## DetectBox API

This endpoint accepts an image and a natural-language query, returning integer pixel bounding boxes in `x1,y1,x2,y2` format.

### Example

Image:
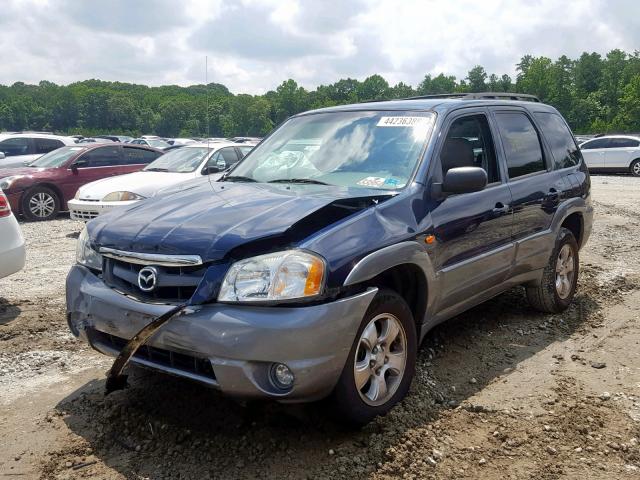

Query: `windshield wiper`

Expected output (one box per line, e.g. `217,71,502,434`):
144,167,169,172
220,175,257,182
268,178,330,185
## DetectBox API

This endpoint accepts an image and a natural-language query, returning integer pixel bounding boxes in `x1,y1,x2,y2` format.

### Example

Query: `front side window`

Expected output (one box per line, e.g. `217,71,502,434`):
440,114,500,184
0,137,31,156
144,147,210,173
81,146,122,167
228,111,436,189
495,112,546,179
534,112,580,169
30,146,85,168
580,138,609,150
34,138,64,154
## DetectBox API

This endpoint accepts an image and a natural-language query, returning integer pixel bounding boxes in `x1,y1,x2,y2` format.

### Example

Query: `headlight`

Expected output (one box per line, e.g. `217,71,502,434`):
218,250,325,302
74,189,81,200
76,227,103,271
101,191,146,202
0,175,24,191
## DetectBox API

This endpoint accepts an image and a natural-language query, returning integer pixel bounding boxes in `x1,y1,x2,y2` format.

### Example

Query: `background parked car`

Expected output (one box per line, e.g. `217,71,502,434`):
69,142,250,221
94,135,134,143
0,133,77,169
130,138,172,150
0,189,25,279
580,135,640,176
0,143,162,221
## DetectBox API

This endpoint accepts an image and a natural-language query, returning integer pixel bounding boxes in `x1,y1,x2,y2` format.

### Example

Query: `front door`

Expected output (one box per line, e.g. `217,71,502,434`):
430,110,514,311
61,145,123,202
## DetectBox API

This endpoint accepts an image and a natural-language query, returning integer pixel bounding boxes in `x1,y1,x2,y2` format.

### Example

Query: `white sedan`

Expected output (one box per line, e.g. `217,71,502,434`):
580,135,640,176
0,190,26,279
68,142,253,221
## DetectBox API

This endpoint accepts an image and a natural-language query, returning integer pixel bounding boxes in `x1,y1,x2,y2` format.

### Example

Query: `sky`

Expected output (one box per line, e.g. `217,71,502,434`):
0,0,638,94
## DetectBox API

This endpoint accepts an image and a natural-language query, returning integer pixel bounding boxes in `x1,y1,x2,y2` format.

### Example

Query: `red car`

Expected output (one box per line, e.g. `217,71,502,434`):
0,143,162,221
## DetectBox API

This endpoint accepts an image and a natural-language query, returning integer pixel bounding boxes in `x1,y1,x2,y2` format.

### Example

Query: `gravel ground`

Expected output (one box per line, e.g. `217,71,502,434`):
0,175,639,479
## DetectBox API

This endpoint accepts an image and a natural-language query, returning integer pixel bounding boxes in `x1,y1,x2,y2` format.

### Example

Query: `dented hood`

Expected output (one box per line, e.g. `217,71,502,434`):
88,180,390,263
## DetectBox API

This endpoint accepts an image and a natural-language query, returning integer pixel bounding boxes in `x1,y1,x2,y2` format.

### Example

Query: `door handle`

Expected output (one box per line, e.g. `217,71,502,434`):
492,202,510,214
545,188,560,200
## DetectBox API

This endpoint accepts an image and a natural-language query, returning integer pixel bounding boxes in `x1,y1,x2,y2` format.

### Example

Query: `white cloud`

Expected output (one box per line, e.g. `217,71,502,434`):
0,0,637,93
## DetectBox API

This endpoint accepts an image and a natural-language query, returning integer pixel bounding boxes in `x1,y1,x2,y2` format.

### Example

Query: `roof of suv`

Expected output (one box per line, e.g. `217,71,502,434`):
302,93,558,116
0,132,76,142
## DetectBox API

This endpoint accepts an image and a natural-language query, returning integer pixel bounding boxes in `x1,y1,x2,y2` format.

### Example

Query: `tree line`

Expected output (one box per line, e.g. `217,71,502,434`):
0,49,638,138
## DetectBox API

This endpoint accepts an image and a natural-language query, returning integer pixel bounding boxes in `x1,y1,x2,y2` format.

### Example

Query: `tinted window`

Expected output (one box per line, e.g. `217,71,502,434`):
495,112,546,178
80,146,121,167
34,138,64,154
0,137,31,156
609,138,640,148
581,138,609,149
534,112,580,169
123,147,161,165
441,114,500,183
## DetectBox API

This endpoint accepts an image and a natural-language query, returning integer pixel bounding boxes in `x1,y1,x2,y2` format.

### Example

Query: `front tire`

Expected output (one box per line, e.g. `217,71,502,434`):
21,186,60,221
526,227,579,313
331,289,417,426
630,159,640,177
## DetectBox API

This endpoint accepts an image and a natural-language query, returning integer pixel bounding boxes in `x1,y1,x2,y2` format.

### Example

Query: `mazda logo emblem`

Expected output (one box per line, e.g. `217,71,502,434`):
138,266,158,292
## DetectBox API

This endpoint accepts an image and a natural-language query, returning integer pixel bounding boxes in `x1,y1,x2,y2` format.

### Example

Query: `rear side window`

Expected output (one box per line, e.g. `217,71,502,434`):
609,138,640,148
495,112,546,179
122,147,161,165
581,138,609,149
34,138,64,154
534,112,580,169
81,146,122,167
0,137,31,156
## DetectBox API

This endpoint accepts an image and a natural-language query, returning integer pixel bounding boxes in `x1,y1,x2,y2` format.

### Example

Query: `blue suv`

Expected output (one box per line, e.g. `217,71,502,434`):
67,93,593,424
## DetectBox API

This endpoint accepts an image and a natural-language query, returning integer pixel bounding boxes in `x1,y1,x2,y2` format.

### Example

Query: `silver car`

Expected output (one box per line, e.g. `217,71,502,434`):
580,135,640,176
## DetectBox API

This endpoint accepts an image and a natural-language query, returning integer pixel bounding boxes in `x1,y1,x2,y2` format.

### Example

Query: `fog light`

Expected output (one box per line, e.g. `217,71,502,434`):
271,363,294,389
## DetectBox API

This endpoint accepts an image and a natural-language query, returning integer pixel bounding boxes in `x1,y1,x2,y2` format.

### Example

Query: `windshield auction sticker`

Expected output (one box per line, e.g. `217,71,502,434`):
377,116,431,127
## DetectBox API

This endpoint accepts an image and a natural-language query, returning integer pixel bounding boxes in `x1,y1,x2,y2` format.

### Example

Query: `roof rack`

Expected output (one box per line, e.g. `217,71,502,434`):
404,92,541,103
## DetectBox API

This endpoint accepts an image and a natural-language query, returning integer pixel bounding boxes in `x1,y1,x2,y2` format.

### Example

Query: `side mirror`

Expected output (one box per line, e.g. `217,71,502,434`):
0,152,5,160
203,165,221,175
442,167,488,195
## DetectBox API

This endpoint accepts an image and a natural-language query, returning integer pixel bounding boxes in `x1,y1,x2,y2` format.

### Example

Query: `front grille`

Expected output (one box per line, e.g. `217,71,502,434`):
71,210,99,221
103,258,206,303
90,329,216,381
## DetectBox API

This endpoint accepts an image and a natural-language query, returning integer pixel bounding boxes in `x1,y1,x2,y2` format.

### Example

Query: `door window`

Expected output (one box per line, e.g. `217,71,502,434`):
533,112,581,169
34,138,64,154
440,114,500,184
580,138,609,149
207,147,240,171
609,138,640,148
80,146,122,167
122,147,161,165
0,137,31,156
495,112,546,178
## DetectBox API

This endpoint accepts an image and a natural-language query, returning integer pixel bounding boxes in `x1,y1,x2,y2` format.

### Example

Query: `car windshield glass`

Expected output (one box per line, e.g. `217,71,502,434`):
143,147,210,173
147,139,170,148
228,111,435,189
29,146,85,167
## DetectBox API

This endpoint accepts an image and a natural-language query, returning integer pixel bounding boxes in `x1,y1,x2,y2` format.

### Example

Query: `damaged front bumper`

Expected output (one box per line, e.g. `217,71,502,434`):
66,265,376,402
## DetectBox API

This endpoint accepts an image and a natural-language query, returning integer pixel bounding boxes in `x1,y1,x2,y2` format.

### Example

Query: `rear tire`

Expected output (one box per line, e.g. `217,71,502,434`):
330,289,417,426
21,186,60,221
630,159,640,177
526,227,579,313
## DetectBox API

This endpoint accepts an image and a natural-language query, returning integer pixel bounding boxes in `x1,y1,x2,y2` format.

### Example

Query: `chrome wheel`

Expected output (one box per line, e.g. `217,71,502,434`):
354,313,407,406
555,244,575,299
28,192,55,218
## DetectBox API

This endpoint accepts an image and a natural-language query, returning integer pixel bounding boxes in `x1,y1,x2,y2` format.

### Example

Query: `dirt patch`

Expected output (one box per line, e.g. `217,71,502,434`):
1,176,640,479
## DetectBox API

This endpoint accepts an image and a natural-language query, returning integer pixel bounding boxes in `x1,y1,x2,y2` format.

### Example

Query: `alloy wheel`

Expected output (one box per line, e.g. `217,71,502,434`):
354,313,407,406
633,161,640,176
555,244,575,299
29,192,56,218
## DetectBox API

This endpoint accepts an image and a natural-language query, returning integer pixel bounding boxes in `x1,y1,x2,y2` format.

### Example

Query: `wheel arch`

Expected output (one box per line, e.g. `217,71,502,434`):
20,183,65,214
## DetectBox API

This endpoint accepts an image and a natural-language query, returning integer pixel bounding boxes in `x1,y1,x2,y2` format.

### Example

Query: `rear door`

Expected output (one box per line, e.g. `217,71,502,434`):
579,138,608,169
604,137,639,169
61,145,123,202
430,109,514,311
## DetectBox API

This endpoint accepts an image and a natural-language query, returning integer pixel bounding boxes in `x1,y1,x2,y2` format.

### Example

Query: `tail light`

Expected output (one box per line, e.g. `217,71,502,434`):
0,191,12,218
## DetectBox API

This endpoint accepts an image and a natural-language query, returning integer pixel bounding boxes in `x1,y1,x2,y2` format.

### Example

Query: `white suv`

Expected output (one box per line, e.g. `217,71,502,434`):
580,135,640,176
0,133,77,169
